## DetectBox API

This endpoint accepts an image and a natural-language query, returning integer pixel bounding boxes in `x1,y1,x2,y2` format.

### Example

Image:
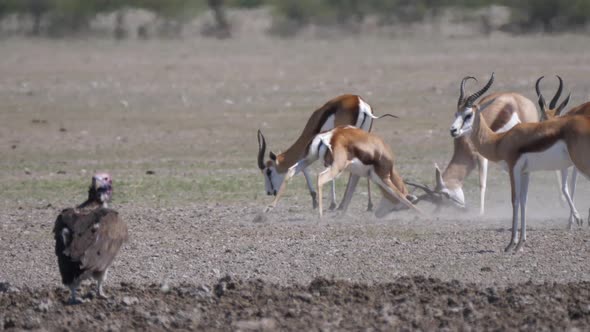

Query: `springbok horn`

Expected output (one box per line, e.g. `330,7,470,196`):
549,75,564,110
458,76,477,107
404,180,436,195
465,72,495,108
257,130,266,170
535,76,548,120
404,181,435,204
555,93,571,116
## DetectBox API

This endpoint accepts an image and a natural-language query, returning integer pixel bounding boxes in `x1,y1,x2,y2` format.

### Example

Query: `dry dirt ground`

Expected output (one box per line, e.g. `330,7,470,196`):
2,35,590,330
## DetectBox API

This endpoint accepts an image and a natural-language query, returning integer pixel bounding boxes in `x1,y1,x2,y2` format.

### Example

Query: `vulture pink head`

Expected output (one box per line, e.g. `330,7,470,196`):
91,172,113,205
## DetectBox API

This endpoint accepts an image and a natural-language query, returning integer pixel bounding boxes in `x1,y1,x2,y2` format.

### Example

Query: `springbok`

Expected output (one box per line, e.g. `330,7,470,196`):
265,126,422,218
536,75,590,228
258,94,396,212
451,73,590,252
437,76,541,215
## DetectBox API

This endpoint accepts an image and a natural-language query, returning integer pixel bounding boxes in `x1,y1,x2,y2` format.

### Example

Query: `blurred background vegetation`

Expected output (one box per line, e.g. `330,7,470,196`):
0,0,589,38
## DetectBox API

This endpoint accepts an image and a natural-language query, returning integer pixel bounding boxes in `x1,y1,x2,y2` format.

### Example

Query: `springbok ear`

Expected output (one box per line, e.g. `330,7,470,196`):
555,93,571,116
434,163,446,191
269,151,277,161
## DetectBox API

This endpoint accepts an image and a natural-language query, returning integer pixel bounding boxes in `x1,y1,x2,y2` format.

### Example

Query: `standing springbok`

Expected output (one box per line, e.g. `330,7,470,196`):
437,76,540,214
265,126,422,218
536,75,590,228
258,94,396,212
451,72,590,252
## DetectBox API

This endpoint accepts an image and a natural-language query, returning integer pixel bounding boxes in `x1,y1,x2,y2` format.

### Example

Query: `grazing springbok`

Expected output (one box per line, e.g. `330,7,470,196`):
437,76,541,214
451,73,590,252
264,126,423,218
258,94,396,212
536,75,590,228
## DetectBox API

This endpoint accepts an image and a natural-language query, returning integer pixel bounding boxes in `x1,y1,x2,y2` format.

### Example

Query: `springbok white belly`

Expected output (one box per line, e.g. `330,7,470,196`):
346,158,373,177
518,140,572,173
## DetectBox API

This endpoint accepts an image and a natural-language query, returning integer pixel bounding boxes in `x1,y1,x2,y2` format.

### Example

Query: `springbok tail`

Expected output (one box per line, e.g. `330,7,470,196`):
376,113,399,119
367,113,399,120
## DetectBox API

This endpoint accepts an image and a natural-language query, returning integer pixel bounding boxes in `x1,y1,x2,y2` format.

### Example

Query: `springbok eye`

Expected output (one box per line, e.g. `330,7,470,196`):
464,113,472,120
266,169,272,176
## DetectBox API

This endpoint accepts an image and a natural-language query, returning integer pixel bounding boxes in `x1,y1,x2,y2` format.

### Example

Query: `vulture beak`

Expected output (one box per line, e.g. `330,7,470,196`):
93,173,113,195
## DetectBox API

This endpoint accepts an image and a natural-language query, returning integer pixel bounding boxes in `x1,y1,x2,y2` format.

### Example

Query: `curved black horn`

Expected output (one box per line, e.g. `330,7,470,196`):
555,93,571,116
465,73,495,108
257,130,266,170
535,76,548,119
458,76,477,107
535,76,544,98
549,75,564,110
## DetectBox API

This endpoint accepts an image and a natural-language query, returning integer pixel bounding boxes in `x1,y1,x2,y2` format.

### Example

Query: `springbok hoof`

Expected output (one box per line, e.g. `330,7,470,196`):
504,242,517,253
328,202,337,211
514,241,526,253
67,297,86,305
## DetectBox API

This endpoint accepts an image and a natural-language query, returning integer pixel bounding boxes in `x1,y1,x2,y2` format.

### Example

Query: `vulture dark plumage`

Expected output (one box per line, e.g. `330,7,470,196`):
53,173,128,304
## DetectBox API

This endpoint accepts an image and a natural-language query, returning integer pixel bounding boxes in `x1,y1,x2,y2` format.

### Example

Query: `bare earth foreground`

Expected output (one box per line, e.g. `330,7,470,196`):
2,35,590,330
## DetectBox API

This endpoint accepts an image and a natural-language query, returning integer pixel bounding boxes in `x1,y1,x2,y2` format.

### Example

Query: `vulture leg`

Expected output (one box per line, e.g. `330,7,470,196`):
68,283,84,305
95,269,109,299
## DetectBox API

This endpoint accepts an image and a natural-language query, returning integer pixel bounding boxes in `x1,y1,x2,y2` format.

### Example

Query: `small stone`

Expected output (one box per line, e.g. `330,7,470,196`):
160,283,170,293
234,318,277,331
36,299,53,313
121,296,139,306
146,170,156,175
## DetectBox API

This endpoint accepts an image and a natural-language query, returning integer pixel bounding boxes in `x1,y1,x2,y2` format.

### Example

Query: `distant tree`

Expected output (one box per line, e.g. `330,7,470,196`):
207,0,231,38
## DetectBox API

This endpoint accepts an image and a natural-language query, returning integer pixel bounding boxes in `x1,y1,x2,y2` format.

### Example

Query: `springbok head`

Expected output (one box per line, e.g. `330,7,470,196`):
535,75,571,120
257,130,285,196
432,164,465,209
449,73,495,138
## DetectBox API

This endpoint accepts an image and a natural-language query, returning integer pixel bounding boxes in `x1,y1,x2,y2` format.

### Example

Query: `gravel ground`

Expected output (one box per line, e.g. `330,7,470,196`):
2,33,590,330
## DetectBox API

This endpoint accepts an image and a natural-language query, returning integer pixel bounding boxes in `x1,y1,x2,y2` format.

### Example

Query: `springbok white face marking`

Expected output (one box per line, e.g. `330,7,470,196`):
496,112,521,133
450,107,474,138
263,165,285,196
441,186,466,208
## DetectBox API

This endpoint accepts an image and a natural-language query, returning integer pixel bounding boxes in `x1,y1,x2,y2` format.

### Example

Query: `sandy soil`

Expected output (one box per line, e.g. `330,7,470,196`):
1,34,590,330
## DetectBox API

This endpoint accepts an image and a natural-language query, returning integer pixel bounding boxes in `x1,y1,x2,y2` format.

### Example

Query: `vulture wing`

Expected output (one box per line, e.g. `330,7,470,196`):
78,209,128,272
54,208,128,283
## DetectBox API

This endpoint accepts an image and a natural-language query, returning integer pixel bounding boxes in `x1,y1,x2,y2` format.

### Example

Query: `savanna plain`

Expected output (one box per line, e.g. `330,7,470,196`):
1,35,590,330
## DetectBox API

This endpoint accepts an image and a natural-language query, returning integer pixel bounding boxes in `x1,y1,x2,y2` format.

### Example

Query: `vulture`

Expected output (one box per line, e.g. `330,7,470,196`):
53,173,128,304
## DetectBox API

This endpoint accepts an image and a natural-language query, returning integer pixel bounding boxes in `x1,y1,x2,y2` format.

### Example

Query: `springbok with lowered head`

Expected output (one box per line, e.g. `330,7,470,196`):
258,94,396,212
265,126,423,218
452,73,590,252
438,76,541,214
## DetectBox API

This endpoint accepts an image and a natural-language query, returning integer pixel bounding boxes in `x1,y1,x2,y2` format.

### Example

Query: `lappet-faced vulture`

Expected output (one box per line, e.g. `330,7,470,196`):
53,173,128,304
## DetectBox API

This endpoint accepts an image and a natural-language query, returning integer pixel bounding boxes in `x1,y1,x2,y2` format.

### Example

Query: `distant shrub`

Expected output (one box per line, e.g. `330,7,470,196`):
507,0,590,32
